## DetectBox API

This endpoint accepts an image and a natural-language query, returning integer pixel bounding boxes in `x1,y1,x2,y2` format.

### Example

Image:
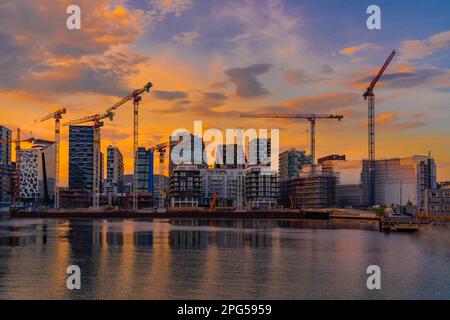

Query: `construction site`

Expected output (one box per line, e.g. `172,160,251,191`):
1,50,449,223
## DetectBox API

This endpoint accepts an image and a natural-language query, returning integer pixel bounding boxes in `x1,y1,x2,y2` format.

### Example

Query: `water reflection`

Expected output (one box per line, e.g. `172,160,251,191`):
0,218,449,299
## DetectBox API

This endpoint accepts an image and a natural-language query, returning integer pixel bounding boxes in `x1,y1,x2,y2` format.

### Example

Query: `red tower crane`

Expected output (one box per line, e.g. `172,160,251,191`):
363,50,396,206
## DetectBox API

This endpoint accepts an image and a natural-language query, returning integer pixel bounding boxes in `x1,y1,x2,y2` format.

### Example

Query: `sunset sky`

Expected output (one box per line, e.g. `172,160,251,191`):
0,0,449,184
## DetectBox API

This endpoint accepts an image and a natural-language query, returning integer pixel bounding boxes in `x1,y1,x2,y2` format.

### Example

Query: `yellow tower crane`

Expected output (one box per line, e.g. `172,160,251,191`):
105,82,153,211
40,108,66,209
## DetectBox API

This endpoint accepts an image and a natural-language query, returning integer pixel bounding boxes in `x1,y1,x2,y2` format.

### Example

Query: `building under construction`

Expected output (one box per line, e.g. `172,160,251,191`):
279,166,337,209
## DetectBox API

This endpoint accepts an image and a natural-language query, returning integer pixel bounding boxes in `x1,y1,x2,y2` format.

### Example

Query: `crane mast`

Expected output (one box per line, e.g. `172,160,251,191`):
149,142,168,210
63,112,114,207
363,50,396,206
240,113,343,174
106,82,153,211
40,108,66,209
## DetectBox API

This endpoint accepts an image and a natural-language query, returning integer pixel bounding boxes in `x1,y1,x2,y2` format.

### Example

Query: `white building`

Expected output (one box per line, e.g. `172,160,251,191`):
368,156,436,208
106,146,124,196
324,155,436,208
19,143,56,204
199,168,245,209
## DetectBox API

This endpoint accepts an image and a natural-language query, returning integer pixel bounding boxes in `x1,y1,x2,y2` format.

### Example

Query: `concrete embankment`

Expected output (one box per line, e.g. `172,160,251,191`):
10,209,331,220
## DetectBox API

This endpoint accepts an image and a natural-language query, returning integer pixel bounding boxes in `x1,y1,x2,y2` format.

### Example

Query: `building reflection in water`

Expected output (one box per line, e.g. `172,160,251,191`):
0,217,436,299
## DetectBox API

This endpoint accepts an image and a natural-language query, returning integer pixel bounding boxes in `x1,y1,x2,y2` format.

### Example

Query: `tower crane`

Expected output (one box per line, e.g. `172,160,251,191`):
106,82,153,211
40,108,66,209
62,111,114,207
149,142,169,210
240,113,343,174
363,50,396,206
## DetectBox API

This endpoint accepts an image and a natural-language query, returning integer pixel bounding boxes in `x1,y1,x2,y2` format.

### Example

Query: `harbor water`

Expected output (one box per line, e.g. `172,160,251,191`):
0,217,449,299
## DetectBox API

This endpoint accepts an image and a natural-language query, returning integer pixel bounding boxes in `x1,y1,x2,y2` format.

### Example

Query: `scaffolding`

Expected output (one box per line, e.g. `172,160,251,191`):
280,170,337,209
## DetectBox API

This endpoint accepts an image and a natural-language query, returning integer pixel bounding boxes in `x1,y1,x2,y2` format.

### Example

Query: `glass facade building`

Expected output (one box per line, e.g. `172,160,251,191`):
69,126,96,193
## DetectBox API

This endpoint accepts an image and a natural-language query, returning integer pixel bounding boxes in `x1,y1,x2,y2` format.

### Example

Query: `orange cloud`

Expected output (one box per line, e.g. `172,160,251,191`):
339,43,381,56
400,30,450,60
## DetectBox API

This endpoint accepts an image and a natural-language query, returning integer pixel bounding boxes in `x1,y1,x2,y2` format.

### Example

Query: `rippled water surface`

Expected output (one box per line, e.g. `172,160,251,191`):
0,217,449,299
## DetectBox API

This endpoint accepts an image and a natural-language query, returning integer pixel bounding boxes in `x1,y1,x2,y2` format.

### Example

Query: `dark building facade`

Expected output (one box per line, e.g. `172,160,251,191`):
0,163,14,207
169,134,206,175
0,126,13,207
168,165,202,207
215,144,245,169
279,172,337,209
249,138,271,166
245,166,278,209
279,149,312,181
136,147,153,194
69,126,95,193
0,125,11,165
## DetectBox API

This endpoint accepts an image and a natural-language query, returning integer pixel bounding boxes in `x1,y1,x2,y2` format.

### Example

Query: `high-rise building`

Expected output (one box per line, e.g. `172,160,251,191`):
248,138,271,166
0,163,14,207
0,126,12,165
215,144,245,169
322,155,437,208
106,146,124,196
279,149,312,181
0,126,13,207
69,126,99,194
245,166,278,209
279,169,337,209
18,143,56,205
169,134,206,175
136,147,153,194
168,165,202,207
199,168,245,208
100,152,104,194
362,155,436,208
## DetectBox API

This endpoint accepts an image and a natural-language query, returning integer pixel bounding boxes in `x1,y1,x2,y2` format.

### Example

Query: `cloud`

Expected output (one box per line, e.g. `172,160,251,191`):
102,128,131,141
283,69,329,86
151,90,229,116
24,51,148,96
225,64,272,98
173,31,200,45
263,92,359,114
208,82,230,90
339,43,382,56
203,92,227,100
148,0,194,19
152,90,189,100
358,68,444,89
0,1,147,96
366,111,427,131
400,30,450,60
